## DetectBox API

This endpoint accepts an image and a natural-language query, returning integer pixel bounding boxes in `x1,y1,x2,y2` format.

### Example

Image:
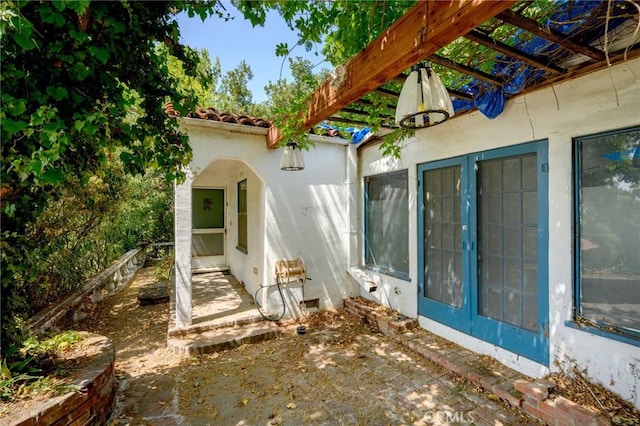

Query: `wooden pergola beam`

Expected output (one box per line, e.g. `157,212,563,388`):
497,9,605,61
302,0,516,130
430,54,505,86
327,115,395,129
464,30,564,74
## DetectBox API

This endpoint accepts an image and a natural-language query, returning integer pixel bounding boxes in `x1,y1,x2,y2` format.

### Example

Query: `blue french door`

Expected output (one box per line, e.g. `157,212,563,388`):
417,141,549,364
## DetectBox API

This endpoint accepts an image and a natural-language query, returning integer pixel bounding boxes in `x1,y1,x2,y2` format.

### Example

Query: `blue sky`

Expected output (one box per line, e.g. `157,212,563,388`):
175,2,327,104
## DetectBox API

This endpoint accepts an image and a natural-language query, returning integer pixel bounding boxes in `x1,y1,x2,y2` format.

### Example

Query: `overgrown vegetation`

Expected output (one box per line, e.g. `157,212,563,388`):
0,331,83,402
0,0,420,374
0,0,227,361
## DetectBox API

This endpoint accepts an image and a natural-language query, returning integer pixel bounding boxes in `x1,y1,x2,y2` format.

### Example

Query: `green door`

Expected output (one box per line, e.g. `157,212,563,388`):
192,188,226,269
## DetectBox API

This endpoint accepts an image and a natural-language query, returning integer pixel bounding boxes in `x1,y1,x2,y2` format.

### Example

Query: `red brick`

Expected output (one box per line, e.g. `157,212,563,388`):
554,396,601,425
466,370,485,388
514,379,550,400
523,394,542,410
523,400,556,425
596,414,612,426
66,409,91,426
491,382,523,408
539,399,575,426
63,393,100,424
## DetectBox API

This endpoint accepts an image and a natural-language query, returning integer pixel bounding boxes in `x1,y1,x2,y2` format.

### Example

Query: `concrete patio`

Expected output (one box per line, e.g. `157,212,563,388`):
162,270,628,425
167,271,281,355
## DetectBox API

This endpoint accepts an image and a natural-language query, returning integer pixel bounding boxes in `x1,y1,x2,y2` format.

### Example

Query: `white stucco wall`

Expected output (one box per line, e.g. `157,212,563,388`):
175,119,358,323
356,59,640,406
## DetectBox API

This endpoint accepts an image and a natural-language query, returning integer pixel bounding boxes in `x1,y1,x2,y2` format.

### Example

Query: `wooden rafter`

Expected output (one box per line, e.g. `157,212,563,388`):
464,30,563,74
448,88,474,101
340,106,393,119
497,9,605,61
338,107,396,125
374,87,400,99
354,98,397,112
300,0,516,133
328,115,395,129
430,54,505,86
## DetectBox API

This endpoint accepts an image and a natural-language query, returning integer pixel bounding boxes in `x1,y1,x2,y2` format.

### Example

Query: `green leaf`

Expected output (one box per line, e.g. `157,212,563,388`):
84,122,98,135
46,86,68,101
6,98,26,116
74,120,84,131
119,151,133,164
69,30,88,43
51,1,66,12
71,62,90,80
42,168,64,184
40,8,65,27
1,359,11,379
88,46,109,64
29,158,43,175
14,33,36,50
275,42,289,57
110,20,126,33
2,119,28,135
66,0,90,14
3,203,16,218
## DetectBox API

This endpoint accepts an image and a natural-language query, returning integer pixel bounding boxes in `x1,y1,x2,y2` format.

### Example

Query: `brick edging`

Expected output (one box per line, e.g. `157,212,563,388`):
344,297,611,426
7,333,116,426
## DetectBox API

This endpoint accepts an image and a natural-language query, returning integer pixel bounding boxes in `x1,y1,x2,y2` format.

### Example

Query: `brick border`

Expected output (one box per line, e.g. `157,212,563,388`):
344,297,611,426
7,333,116,426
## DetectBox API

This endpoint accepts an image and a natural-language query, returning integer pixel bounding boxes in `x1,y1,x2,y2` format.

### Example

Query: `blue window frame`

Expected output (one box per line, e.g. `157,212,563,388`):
418,141,549,364
364,170,409,279
573,127,640,341
237,179,247,253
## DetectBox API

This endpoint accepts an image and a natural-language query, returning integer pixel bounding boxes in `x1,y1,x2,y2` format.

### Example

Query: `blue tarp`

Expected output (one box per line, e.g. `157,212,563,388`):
452,0,621,119
316,122,372,143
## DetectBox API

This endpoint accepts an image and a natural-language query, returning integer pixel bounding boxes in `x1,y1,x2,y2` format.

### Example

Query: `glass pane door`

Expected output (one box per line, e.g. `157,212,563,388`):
424,166,463,307
192,188,226,268
418,141,549,364
418,157,469,332
477,154,539,331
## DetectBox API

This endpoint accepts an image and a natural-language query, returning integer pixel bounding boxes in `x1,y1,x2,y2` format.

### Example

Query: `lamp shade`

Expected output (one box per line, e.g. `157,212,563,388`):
280,142,305,171
395,63,455,129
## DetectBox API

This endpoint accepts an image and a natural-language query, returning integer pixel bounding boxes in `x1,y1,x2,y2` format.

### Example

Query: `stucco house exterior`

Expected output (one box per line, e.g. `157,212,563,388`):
173,112,358,329
173,58,639,408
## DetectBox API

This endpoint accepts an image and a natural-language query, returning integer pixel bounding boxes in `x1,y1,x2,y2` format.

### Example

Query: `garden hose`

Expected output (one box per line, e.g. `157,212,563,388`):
254,276,286,322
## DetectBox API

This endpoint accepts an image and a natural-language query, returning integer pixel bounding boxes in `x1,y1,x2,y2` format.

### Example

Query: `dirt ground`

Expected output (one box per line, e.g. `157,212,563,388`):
54,265,539,426
3,263,639,425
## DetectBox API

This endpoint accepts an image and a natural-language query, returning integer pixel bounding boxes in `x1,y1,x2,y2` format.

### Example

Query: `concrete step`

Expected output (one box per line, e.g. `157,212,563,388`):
168,311,265,337
168,321,281,356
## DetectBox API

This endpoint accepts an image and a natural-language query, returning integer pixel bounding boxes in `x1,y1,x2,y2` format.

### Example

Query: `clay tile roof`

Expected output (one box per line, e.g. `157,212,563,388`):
188,107,271,129
309,127,343,138
168,103,361,141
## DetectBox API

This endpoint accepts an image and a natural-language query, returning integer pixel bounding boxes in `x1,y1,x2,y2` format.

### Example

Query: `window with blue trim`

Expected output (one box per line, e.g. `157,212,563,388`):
237,179,247,253
364,170,409,279
574,127,640,337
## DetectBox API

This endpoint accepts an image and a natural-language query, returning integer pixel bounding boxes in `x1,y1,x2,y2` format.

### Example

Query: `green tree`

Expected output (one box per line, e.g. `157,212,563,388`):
164,45,217,106
0,0,226,356
218,59,254,113
235,0,416,151
263,57,325,113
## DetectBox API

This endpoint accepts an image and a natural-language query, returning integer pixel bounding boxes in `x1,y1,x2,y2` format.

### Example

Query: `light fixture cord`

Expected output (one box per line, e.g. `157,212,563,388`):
418,67,424,112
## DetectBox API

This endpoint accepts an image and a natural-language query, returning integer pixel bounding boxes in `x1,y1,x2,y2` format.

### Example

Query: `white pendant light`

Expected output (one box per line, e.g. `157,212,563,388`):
395,63,455,129
280,142,305,171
